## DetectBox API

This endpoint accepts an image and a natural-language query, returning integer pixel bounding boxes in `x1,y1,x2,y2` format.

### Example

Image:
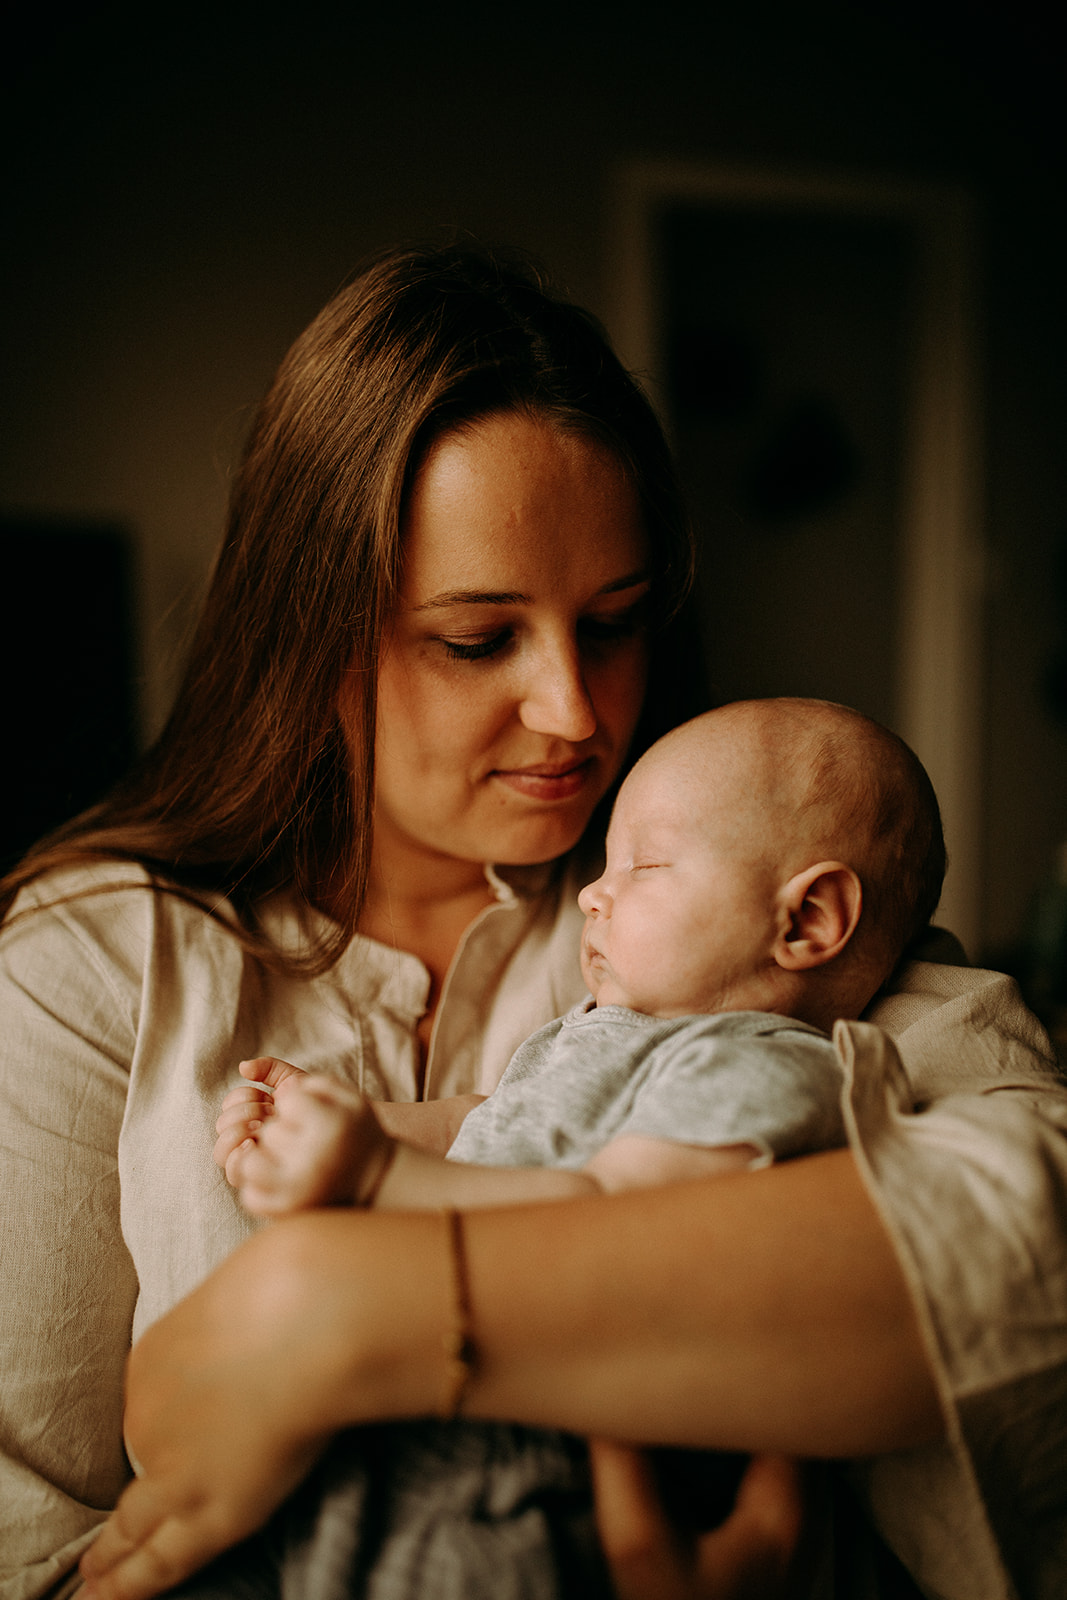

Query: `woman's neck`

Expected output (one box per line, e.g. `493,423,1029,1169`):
358,850,498,1064
358,869,495,963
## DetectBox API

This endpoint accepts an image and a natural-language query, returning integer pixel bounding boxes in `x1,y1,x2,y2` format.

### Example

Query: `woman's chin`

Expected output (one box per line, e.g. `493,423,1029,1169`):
495,820,594,868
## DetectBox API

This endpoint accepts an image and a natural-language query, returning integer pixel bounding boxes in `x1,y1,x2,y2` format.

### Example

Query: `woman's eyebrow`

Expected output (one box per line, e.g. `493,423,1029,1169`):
411,570,651,613
412,590,528,611
601,569,652,596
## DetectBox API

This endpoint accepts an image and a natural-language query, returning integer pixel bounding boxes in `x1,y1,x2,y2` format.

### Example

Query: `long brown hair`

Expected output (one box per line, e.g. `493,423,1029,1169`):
1,245,703,970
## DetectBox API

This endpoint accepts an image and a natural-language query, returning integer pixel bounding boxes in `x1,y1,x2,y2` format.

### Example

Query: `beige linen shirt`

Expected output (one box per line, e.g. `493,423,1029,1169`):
1,864,1065,1599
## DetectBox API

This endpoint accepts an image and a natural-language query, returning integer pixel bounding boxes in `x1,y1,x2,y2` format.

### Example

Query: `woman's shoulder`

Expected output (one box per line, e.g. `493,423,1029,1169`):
1,860,242,991
5,858,154,944
866,950,1061,1099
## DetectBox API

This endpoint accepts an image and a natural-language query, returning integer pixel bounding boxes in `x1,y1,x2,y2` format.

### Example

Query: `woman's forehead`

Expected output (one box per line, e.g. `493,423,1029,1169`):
399,413,647,595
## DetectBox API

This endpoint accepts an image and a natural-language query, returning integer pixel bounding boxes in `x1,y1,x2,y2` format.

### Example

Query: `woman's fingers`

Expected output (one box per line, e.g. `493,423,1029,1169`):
218,1085,273,1119
214,1073,313,1179
214,1126,254,1175
218,1072,380,1211
590,1440,806,1600
216,1098,271,1138
80,1476,227,1600
693,1453,804,1597
222,1138,248,1191
726,1452,805,1554
238,1056,307,1090
213,1095,274,1174
590,1438,687,1600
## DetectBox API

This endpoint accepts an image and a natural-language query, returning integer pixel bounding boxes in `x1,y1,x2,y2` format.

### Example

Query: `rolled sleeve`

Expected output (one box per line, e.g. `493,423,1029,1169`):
836,1018,1067,1600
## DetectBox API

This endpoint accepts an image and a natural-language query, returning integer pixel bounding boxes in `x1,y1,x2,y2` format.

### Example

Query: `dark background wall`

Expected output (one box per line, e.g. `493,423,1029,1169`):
3,0,1065,972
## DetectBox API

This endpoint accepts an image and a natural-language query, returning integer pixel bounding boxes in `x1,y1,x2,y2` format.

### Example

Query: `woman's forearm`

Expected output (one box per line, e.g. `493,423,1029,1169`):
183,1147,941,1462
455,1149,943,1457
101,1151,941,1599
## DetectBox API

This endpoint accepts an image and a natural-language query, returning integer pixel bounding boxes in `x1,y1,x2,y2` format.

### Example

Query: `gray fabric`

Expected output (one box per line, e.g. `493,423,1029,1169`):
163,1425,610,1600
448,1002,846,1170
278,1424,610,1600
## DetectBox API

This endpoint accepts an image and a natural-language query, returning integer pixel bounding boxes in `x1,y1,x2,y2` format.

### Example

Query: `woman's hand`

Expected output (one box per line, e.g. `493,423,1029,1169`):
591,1441,807,1600
80,1210,450,1600
79,1223,336,1599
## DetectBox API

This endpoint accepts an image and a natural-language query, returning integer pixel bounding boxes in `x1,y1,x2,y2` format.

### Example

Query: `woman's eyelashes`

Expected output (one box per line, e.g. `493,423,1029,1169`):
437,603,648,664
440,630,512,662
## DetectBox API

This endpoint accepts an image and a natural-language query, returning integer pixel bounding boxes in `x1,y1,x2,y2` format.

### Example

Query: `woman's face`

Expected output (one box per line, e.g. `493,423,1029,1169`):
370,411,650,883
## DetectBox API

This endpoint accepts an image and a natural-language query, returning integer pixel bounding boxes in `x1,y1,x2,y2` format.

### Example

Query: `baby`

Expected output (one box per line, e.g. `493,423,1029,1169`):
209,697,945,1600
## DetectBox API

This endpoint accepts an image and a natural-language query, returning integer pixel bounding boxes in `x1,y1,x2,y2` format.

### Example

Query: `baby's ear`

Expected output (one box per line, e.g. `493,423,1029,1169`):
773,862,862,971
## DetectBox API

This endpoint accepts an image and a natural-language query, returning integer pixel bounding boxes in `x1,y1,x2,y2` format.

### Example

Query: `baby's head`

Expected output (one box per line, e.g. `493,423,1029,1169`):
578,698,945,1030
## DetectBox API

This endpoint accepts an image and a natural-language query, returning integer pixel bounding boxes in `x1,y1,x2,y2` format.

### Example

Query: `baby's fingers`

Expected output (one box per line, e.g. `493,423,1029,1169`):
227,1139,294,1215
297,1072,369,1113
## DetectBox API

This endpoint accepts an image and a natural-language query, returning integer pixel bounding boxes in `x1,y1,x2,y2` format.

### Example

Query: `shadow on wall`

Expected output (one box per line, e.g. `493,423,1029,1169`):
999,526,1067,1066
1,518,139,875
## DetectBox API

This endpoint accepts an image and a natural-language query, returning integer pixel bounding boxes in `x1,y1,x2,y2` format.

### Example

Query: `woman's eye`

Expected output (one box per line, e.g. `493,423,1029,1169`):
440,630,513,662
437,598,647,663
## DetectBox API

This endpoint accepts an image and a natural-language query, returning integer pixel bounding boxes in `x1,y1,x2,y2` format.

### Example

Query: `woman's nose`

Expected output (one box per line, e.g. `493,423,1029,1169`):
519,640,597,742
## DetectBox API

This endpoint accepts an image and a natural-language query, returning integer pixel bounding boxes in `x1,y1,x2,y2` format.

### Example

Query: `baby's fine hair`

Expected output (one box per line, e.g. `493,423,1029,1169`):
797,703,947,971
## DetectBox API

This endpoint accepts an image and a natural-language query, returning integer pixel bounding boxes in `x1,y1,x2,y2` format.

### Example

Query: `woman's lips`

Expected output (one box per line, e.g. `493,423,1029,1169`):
491,760,594,802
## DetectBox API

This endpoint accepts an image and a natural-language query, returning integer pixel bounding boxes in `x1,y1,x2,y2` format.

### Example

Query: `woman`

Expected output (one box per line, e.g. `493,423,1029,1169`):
0,243,701,1593
4,247,1065,1600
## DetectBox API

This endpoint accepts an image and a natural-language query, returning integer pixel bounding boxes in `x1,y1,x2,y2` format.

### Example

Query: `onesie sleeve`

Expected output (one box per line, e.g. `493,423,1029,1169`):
0,880,145,1598
618,1015,847,1165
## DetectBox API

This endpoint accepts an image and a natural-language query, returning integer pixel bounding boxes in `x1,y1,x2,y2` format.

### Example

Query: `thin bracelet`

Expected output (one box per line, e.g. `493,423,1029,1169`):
439,1207,476,1419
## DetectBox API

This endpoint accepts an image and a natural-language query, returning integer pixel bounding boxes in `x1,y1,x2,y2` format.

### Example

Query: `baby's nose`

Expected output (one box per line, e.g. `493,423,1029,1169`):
577,878,603,916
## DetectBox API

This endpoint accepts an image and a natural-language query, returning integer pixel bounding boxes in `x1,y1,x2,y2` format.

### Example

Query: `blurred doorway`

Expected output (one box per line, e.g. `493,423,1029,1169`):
611,162,984,954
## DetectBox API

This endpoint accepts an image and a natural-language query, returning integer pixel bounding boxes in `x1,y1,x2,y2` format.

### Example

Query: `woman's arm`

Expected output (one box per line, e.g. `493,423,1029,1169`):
459,1149,942,1454
80,1148,941,1599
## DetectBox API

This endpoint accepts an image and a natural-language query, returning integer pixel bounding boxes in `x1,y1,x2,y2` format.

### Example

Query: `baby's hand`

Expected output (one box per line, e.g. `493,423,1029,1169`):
215,1059,394,1217
213,1057,307,1184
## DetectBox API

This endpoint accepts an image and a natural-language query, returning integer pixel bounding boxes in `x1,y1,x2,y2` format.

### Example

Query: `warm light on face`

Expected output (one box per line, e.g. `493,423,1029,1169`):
366,412,651,890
